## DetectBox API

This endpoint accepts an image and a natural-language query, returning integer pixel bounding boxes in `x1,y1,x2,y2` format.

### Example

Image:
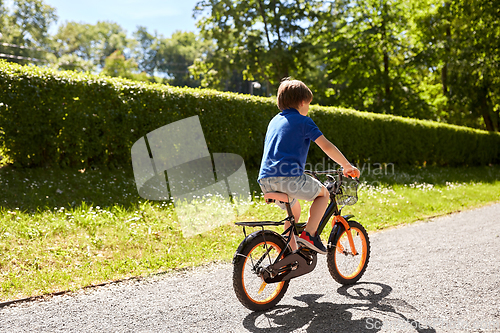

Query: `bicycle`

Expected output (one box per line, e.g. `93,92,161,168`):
232,169,370,311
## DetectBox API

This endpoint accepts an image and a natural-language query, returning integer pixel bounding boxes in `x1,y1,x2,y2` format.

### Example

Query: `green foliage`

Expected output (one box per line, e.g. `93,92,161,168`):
413,0,500,132
101,50,149,82
192,0,499,132
1,0,497,133
0,60,499,169
52,20,131,70
193,0,319,93
0,60,276,168
309,0,431,118
159,30,205,87
0,0,57,64
308,105,500,166
133,28,207,87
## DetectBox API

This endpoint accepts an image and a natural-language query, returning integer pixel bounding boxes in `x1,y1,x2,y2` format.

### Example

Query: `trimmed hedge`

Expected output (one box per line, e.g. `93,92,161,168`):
308,107,500,166
1,60,499,169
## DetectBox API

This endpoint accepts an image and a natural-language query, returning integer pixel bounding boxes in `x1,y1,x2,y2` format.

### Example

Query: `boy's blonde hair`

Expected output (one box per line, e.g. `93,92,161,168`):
277,79,313,111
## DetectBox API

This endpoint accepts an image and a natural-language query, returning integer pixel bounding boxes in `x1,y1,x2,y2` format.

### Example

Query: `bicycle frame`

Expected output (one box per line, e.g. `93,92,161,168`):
282,190,358,257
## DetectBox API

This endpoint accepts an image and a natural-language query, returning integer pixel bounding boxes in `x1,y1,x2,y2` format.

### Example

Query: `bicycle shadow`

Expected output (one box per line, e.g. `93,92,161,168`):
242,282,436,333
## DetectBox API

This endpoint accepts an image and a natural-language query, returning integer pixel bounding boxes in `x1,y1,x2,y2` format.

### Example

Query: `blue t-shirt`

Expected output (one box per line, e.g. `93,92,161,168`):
258,108,323,180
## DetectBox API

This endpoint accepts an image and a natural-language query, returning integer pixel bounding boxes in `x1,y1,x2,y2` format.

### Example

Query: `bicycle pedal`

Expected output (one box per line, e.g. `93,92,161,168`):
298,246,313,253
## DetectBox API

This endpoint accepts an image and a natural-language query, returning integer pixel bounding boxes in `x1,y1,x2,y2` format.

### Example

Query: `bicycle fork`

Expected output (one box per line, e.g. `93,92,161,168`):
330,215,358,256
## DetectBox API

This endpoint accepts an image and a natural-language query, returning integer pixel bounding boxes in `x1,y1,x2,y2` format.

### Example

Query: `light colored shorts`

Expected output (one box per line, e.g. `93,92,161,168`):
258,174,324,210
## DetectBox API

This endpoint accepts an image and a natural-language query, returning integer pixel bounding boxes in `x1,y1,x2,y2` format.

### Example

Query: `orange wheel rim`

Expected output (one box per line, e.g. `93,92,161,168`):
335,227,367,279
242,241,285,304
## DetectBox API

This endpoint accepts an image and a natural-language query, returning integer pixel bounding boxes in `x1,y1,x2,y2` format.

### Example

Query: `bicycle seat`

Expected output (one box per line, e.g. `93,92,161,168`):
264,192,289,204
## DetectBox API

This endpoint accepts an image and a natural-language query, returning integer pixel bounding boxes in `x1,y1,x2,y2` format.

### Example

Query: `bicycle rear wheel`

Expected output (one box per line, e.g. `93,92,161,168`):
233,232,290,311
327,220,370,285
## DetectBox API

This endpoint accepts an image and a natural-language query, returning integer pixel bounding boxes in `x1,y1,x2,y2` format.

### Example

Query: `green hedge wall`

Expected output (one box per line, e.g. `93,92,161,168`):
1,60,499,169
308,107,500,166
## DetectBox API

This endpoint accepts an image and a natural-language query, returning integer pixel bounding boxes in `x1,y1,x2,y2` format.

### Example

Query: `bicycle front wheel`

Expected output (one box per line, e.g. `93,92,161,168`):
233,231,290,311
327,220,370,285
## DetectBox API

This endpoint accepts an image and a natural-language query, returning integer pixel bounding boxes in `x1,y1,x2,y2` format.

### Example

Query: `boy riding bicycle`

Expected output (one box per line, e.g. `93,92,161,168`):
258,78,360,254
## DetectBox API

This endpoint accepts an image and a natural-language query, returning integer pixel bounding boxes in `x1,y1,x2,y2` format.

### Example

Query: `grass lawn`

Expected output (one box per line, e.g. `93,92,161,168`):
1,164,499,301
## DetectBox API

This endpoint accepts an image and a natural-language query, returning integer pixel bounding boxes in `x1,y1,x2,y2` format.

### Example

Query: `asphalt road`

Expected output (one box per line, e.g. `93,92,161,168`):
1,203,500,332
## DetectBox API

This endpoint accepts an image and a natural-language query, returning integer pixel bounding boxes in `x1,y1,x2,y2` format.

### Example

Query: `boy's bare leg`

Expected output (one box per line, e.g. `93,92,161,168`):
284,201,301,251
304,186,329,235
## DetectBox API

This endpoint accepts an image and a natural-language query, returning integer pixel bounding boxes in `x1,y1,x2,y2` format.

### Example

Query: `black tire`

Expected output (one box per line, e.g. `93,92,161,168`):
327,220,370,285
233,232,290,311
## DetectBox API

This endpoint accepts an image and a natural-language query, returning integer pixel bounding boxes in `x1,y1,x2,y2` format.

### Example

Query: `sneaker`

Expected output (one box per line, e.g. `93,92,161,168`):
297,231,327,255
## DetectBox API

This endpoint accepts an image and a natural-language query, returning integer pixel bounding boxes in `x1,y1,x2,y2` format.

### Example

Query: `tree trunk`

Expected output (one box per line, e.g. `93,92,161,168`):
480,106,495,132
381,4,390,114
442,3,451,95
384,52,390,101
494,110,500,132
257,0,272,48
478,85,495,132
441,64,448,95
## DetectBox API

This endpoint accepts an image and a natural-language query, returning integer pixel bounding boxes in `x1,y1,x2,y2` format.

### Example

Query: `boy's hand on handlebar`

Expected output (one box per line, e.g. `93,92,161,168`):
343,165,360,178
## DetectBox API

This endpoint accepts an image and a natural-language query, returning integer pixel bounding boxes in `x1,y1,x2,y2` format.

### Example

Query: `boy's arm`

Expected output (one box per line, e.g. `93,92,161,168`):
314,135,360,178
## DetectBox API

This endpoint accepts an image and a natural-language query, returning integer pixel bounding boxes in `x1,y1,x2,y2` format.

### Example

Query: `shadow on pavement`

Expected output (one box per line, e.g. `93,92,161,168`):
242,282,436,333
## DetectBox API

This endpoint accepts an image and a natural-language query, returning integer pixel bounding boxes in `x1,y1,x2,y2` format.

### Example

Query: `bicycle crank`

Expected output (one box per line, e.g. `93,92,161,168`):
262,250,318,283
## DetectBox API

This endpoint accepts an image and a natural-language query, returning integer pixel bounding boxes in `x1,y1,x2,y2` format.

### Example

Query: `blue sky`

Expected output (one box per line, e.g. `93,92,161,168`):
44,0,200,37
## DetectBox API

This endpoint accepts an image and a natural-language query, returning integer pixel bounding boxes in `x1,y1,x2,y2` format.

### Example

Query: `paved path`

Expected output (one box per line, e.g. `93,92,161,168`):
1,203,500,332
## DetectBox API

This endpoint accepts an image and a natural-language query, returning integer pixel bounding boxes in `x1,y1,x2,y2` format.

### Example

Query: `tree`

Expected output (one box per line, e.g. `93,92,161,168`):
310,0,433,118
417,0,500,131
52,21,131,71
0,0,57,64
101,49,148,81
52,53,94,72
133,26,159,75
0,1,6,32
51,21,96,71
159,31,205,87
193,0,320,94
133,28,207,87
